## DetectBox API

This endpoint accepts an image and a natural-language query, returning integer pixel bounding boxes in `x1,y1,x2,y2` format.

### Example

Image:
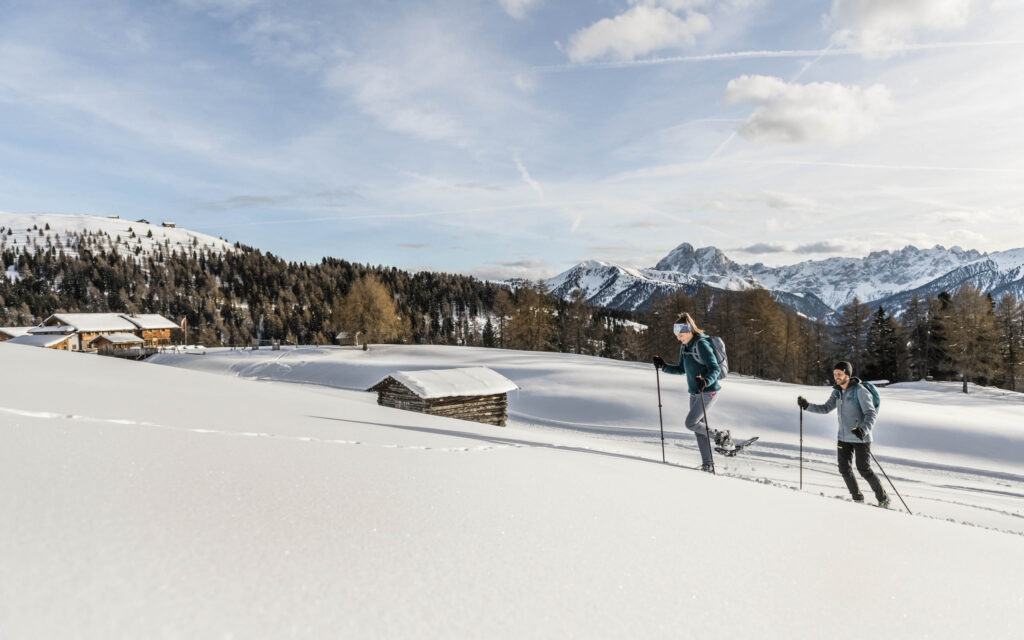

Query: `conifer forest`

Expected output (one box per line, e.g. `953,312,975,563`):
2,228,1022,393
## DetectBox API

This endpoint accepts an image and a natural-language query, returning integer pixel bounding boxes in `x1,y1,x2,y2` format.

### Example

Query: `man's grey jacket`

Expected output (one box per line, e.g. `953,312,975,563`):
805,378,877,443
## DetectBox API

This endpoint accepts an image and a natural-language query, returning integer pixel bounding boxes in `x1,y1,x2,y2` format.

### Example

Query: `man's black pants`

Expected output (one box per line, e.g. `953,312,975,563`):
837,441,886,502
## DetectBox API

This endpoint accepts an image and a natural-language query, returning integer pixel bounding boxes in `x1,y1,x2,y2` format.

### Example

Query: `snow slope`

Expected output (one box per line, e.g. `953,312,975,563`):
2,343,1023,638
0,211,235,261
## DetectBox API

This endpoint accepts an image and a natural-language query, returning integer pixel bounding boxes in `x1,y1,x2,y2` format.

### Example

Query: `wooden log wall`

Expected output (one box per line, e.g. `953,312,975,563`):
374,381,509,426
423,394,508,426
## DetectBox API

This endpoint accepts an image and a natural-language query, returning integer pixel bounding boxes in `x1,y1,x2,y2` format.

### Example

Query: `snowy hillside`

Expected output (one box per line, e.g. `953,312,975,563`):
0,211,235,263
3,342,1021,638
547,242,1024,317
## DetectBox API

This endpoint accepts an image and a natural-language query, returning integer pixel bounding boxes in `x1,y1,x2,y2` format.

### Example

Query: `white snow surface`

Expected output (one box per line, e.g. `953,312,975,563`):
3,343,1024,638
0,211,235,261
373,366,518,399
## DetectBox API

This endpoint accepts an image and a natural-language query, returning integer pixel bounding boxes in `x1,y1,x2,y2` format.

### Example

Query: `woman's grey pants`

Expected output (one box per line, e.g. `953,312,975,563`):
685,390,723,466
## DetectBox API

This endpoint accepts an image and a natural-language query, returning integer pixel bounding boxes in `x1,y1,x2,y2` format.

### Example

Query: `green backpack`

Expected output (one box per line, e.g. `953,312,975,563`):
861,381,880,411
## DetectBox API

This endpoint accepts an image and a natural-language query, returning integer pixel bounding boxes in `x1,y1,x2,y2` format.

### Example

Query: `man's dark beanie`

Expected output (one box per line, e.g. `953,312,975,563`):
833,361,853,376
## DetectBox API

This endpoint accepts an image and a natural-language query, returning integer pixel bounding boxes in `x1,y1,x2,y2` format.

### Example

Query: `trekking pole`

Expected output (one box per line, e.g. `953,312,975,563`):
799,407,804,490
655,367,666,464
868,449,912,515
696,376,715,475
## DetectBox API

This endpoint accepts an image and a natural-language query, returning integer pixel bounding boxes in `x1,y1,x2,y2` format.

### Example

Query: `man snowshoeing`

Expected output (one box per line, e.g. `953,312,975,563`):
798,361,890,508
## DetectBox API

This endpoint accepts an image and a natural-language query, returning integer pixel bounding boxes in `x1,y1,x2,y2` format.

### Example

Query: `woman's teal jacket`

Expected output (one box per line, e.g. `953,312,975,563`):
662,334,722,395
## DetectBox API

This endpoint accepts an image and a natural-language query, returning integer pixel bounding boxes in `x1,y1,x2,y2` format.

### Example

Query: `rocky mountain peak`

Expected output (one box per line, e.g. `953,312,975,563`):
654,243,739,275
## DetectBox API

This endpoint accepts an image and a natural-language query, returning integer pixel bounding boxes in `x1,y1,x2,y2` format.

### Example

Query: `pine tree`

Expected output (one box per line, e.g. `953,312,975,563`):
338,274,407,348
505,283,556,352
834,297,872,370
864,306,904,382
642,290,693,367
559,289,591,355
902,294,931,380
731,289,785,380
994,293,1023,391
946,285,1000,393
492,288,514,348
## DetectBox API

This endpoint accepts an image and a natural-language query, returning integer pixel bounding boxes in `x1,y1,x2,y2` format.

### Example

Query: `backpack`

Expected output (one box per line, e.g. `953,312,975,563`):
690,335,729,378
860,381,881,412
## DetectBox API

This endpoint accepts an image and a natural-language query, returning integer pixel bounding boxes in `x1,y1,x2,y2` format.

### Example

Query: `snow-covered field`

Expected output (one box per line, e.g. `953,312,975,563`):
0,211,234,262
2,342,1023,638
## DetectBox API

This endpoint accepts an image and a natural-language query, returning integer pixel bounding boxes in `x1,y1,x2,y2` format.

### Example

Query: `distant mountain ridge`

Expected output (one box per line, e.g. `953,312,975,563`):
545,243,1024,319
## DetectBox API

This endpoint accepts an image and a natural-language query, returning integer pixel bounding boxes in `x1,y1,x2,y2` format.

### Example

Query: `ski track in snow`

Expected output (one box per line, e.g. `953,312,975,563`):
0,406,521,454
509,412,1024,537
6,382,1021,537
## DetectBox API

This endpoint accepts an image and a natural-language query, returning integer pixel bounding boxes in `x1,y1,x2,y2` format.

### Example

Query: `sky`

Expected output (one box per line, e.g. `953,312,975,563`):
2,0,1024,281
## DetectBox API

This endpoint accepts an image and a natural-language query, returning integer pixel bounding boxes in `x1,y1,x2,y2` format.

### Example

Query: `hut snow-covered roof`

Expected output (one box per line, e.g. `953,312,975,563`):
29,324,76,335
40,313,138,332
5,333,71,348
35,313,178,333
370,367,518,399
0,327,34,340
89,333,144,346
124,314,179,330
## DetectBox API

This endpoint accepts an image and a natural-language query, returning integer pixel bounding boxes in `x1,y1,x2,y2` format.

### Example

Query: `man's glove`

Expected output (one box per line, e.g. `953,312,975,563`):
851,427,866,440
797,396,809,410
695,376,706,392
652,355,666,369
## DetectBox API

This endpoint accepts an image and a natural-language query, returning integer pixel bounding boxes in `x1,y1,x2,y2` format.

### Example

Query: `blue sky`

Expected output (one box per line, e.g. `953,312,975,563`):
2,0,1024,280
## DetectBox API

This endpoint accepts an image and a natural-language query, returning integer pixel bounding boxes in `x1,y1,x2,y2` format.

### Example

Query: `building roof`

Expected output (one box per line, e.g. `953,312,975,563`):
43,313,138,332
0,326,34,339
124,314,179,330
370,367,519,399
5,333,71,347
39,313,178,332
29,324,76,334
89,333,144,345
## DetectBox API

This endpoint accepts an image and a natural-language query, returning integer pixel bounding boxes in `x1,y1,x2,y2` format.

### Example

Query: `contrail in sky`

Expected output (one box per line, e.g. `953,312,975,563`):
741,159,1024,174
533,40,1024,72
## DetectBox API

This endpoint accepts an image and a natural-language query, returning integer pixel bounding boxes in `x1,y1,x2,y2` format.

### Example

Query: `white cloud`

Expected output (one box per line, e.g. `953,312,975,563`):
630,0,707,9
324,20,493,145
330,57,469,143
724,75,892,145
499,0,542,20
566,5,712,63
828,0,973,53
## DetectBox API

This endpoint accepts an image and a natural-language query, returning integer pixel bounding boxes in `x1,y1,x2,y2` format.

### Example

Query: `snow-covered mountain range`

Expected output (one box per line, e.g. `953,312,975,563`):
546,243,1024,318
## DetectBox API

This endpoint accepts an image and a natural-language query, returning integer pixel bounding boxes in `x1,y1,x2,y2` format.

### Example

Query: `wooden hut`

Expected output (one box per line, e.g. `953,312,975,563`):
335,330,363,347
89,333,144,351
368,367,519,427
30,313,179,351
